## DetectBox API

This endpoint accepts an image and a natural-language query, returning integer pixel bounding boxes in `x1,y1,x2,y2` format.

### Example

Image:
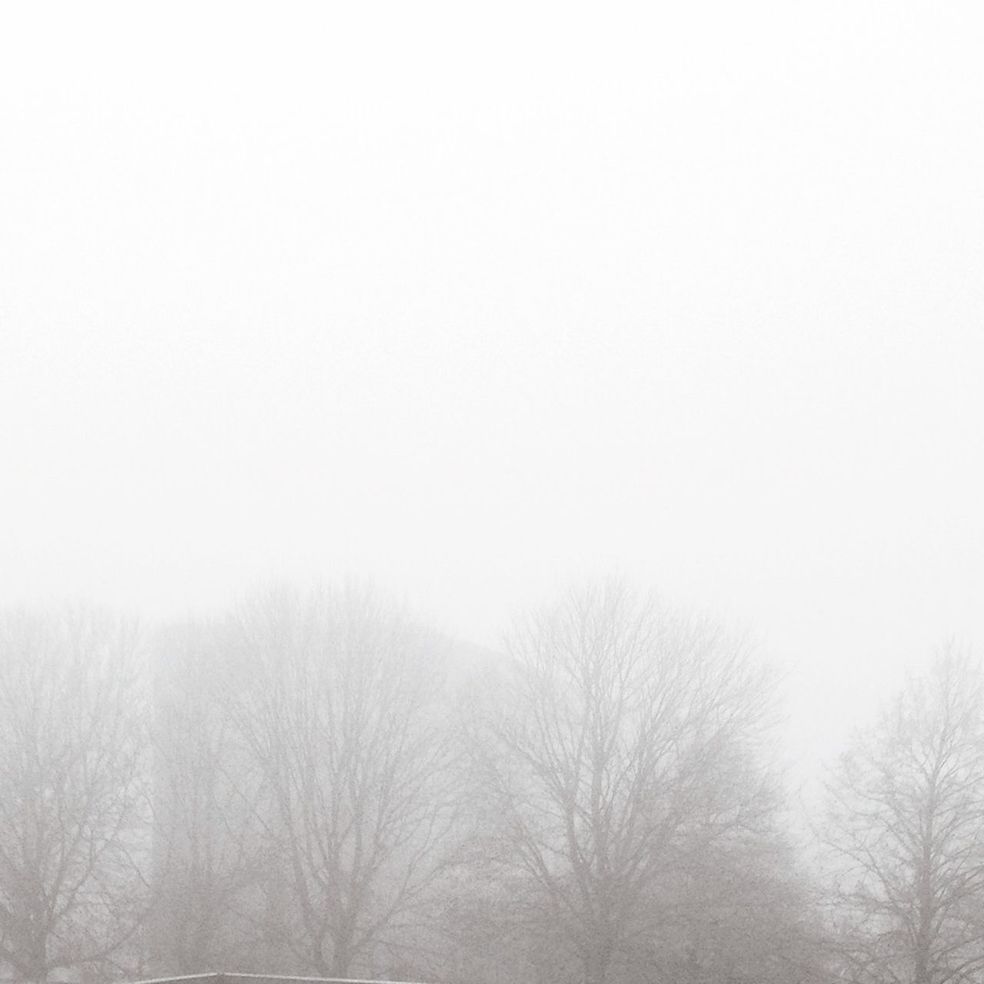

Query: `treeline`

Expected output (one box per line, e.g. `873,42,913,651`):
0,581,981,984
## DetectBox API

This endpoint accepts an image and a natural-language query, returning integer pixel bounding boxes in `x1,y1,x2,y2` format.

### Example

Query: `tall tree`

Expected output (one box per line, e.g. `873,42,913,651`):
150,618,269,973
0,607,150,983
465,580,778,984
825,647,984,984
223,584,458,978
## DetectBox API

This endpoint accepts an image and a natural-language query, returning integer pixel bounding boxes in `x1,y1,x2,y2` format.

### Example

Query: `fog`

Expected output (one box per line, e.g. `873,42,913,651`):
2,0,983,871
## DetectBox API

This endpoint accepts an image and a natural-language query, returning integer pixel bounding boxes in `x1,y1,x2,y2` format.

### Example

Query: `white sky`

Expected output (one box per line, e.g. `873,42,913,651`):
2,3,983,785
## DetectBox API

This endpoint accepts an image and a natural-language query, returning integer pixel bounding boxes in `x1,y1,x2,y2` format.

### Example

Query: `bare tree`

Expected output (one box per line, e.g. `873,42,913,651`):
223,583,458,978
824,646,984,984
0,607,150,984
150,618,269,973
640,820,828,984
465,580,778,984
